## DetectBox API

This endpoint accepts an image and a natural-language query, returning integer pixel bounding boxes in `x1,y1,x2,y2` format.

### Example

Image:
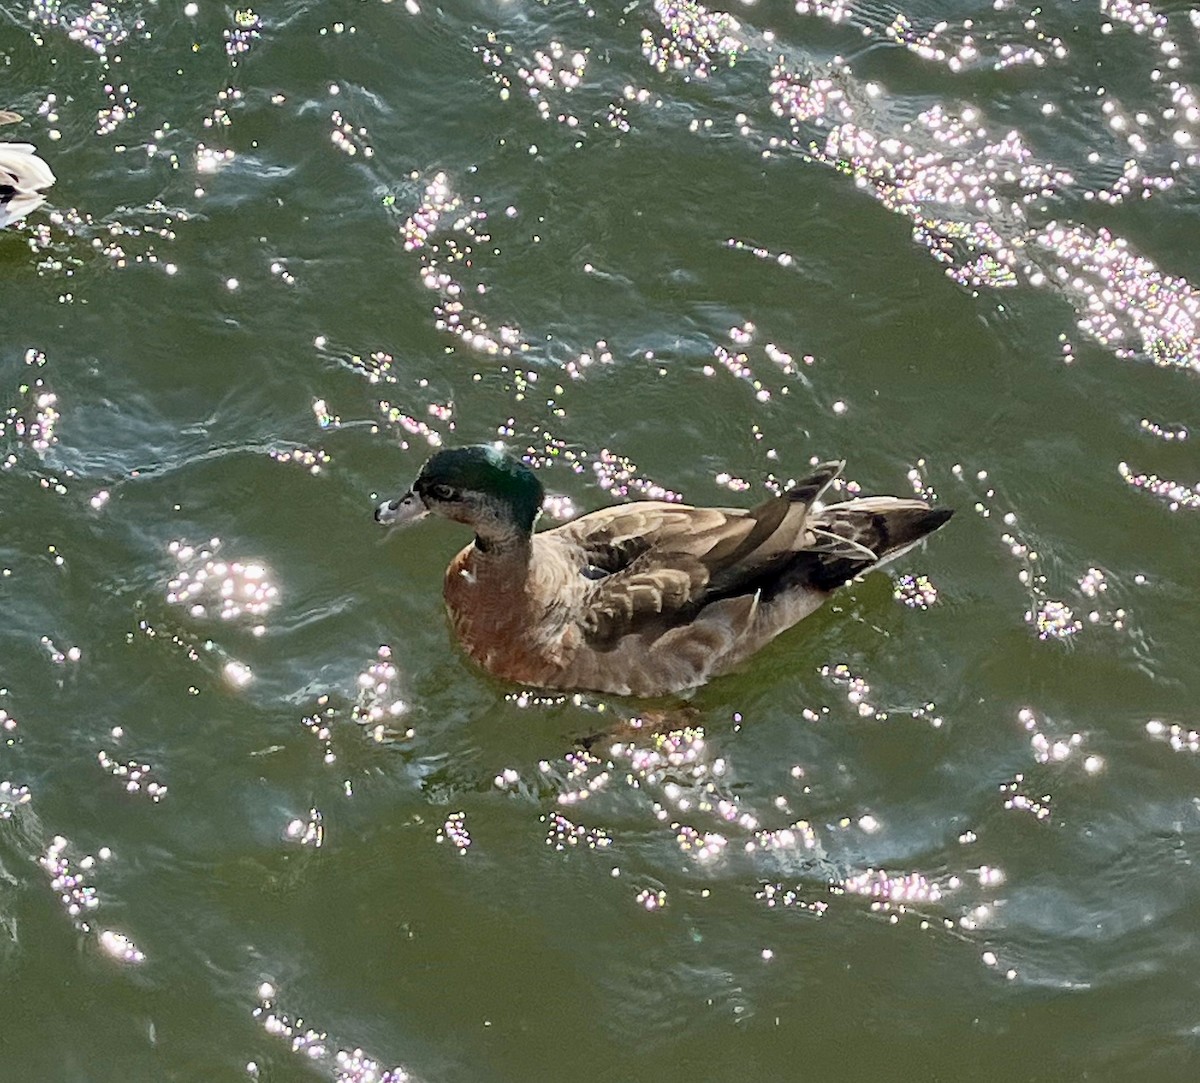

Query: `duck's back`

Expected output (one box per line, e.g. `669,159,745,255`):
553,468,950,695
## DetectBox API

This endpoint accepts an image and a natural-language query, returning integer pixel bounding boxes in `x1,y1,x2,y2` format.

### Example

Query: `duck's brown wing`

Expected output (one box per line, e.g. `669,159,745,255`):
549,462,846,648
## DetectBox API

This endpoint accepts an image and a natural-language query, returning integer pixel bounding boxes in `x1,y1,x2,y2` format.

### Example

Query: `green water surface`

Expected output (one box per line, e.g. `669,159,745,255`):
3,0,1200,1079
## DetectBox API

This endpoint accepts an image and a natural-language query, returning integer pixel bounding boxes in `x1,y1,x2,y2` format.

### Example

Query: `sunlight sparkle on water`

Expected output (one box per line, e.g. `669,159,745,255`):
196,145,235,175
269,446,329,474
771,64,854,125
252,986,410,1082
1077,567,1126,629
0,778,32,819
712,336,779,404
636,887,667,910
509,40,590,129
1119,460,1200,511
893,573,940,609
1001,774,1051,821
1145,719,1200,755
793,0,851,22
1,351,60,462
755,883,829,915
310,397,341,429
40,835,110,933
556,748,610,806
223,660,253,688
1026,600,1082,641
97,750,167,800
886,12,1064,72
397,171,530,361
378,401,443,448
821,663,941,725
1139,418,1188,442
494,767,521,790
39,636,81,665
839,868,946,907
166,539,279,623
351,646,412,742
752,8,1200,372
436,812,472,853
544,812,613,851
643,0,744,80
331,110,374,158
284,808,324,847
29,0,141,59
674,823,728,861
99,929,146,965
224,9,261,57
302,697,338,764
964,469,1132,639
591,448,681,502
747,820,819,855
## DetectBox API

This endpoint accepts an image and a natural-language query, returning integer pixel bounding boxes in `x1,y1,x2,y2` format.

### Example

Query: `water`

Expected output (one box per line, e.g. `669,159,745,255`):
2,0,1200,1078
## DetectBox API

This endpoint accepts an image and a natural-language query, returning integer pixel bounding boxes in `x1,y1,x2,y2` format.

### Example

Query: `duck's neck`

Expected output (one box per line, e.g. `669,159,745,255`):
460,529,534,617
472,524,533,565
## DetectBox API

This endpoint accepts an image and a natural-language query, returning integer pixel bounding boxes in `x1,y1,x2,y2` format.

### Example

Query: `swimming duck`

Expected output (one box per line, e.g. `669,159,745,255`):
0,113,56,229
376,446,952,697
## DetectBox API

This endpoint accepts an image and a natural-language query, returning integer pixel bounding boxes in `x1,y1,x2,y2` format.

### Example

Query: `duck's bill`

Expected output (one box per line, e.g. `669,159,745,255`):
375,490,428,528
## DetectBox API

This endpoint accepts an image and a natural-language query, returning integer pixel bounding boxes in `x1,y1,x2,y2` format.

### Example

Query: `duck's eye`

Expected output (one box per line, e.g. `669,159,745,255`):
429,483,458,502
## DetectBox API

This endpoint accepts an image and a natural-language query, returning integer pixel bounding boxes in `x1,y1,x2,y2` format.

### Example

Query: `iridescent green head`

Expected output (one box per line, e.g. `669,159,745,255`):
376,445,545,538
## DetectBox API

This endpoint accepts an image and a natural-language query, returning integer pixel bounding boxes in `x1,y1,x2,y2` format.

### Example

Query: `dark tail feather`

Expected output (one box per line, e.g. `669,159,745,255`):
798,500,953,593
711,460,847,572
784,460,845,506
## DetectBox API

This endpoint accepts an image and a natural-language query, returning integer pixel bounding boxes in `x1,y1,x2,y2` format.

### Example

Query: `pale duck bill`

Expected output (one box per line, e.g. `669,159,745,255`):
375,490,428,527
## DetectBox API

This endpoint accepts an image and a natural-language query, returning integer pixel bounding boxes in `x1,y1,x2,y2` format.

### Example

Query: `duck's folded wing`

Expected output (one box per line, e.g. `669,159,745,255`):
552,462,846,647
552,503,740,645
700,460,844,595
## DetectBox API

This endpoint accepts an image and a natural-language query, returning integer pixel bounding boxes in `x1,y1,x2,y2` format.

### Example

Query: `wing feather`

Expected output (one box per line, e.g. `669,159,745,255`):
545,463,848,648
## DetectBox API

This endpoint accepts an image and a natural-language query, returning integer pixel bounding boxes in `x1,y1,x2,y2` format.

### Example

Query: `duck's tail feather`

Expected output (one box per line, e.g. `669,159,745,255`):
798,498,953,593
784,460,845,506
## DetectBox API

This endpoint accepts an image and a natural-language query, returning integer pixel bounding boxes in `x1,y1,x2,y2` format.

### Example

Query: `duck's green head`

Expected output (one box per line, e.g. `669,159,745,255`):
375,445,545,540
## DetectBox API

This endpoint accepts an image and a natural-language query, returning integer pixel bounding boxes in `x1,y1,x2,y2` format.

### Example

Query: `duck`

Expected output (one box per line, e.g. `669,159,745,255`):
376,445,952,697
0,112,56,229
